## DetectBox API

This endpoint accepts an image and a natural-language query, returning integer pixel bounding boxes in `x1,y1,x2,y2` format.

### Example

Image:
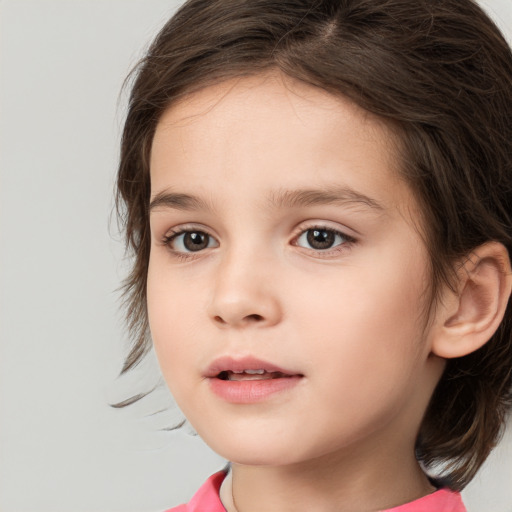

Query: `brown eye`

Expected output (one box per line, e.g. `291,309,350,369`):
183,232,209,251
168,230,219,252
296,228,346,250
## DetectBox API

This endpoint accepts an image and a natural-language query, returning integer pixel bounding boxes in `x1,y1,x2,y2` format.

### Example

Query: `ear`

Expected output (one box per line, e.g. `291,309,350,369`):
431,242,512,359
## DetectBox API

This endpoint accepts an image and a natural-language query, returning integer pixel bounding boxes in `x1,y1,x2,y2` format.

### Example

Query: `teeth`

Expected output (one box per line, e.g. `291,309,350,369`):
216,369,292,381
228,371,274,381
228,369,266,375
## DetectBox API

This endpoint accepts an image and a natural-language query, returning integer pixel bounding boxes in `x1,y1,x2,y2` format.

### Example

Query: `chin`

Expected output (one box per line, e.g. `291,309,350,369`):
199,429,301,467
223,450,298,467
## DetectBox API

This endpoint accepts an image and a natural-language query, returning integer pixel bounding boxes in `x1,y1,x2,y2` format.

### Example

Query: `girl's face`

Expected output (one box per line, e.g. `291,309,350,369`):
148,74,444,467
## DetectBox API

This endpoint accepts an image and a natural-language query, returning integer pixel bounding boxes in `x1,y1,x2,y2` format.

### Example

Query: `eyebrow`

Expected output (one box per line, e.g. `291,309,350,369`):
149,191,214,213
267,186,384,211
149,186,384,214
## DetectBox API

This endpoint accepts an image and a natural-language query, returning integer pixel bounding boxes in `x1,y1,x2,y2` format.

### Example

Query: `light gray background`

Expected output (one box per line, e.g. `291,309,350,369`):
0,1,511,511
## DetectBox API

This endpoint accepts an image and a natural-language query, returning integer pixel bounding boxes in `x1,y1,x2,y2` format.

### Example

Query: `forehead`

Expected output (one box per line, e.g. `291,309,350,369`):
150,72,412,214
152,72,393,155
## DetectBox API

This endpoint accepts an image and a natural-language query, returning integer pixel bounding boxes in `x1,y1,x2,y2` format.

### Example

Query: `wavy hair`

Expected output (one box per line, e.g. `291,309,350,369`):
116,0,512,490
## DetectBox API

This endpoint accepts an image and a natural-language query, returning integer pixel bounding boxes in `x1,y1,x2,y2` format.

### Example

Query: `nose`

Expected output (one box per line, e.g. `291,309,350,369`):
207,251,282,329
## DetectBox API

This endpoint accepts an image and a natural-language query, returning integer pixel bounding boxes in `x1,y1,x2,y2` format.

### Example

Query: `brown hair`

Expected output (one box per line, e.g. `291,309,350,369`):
116,0,512,490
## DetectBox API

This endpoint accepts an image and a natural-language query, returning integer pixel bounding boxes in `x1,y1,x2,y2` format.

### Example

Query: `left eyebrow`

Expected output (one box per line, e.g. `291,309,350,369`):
267,186,385,211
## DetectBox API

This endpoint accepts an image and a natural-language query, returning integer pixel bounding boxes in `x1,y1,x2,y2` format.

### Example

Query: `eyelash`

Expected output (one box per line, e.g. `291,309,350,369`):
161,224,357,260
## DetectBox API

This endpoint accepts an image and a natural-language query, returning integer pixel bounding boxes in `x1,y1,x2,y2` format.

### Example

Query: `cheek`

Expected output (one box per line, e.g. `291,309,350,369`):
146,258,201,386
285,260,431,446
290,246,431,377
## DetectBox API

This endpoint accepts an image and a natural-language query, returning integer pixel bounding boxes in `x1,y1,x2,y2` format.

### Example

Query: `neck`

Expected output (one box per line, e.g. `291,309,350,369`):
221,443,435,512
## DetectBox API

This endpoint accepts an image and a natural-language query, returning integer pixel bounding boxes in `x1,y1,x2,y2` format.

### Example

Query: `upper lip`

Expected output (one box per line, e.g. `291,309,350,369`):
205,356,301,378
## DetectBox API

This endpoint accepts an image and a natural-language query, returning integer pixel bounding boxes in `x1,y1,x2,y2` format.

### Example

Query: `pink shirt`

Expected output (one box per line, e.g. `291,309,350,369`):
165,471,467,511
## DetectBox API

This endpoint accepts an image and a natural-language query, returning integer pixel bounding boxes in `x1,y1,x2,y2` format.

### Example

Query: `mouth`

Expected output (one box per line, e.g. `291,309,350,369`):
216,369,298,381
206,356,303,403
206,356,302,380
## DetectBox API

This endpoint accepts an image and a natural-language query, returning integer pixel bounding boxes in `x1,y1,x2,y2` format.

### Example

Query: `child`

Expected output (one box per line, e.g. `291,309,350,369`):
116,0,512,510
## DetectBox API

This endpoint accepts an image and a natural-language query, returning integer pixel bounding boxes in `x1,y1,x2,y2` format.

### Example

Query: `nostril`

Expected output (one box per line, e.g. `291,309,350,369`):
213,314,263,324
246,314,263,322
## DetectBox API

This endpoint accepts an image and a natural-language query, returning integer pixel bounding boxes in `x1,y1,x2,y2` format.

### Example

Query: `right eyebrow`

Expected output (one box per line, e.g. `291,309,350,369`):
149,191,213,213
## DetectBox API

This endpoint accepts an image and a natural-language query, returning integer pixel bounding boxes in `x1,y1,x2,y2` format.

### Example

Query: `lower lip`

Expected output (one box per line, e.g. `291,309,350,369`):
208,376,302,403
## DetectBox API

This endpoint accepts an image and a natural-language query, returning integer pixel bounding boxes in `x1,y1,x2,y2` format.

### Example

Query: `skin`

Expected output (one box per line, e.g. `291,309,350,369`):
147,73,449,511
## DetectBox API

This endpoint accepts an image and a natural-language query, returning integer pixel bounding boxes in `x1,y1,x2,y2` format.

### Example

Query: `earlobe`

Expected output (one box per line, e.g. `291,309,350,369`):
432,242,512,359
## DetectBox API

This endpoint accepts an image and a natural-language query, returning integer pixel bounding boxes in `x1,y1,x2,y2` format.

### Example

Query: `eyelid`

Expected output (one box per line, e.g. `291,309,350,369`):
291,220,357,241
161,223,217,242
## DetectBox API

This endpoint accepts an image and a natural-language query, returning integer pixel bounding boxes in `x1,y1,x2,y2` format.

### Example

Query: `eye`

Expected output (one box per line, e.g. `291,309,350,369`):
165,230,219,253
295,227,349,250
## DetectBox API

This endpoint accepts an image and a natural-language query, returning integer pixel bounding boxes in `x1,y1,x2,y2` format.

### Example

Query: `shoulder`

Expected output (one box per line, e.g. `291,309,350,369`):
164,471,228,512
382,488,466,512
